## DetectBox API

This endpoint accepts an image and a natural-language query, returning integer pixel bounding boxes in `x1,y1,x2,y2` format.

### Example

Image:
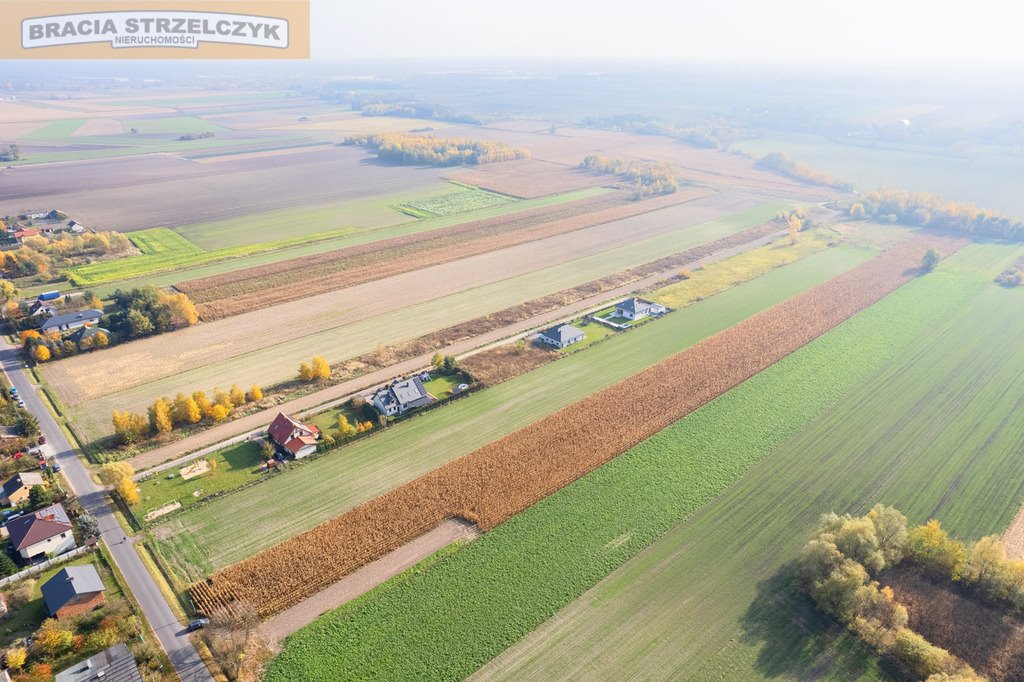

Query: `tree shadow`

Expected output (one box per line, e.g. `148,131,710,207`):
738,561,905,680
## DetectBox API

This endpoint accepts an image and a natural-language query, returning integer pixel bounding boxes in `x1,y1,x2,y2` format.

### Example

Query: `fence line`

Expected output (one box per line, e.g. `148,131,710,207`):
0,544,93,587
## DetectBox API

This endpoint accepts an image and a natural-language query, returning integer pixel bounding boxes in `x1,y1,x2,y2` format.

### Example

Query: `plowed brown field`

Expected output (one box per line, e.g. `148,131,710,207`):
449,159,609,198
192,235,964,619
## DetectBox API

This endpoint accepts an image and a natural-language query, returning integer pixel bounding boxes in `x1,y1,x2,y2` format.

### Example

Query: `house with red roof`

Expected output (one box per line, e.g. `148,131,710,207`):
4,503,75,560
12,229,41,242
267,413,320,459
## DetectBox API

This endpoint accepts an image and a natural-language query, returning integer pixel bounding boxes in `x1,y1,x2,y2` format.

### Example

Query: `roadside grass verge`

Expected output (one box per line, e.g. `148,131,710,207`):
265,247,995,682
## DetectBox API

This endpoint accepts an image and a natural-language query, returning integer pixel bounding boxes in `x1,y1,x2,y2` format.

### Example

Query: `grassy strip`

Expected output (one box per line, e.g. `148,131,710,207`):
396,189,516,218
265,259,988,681
135,541,189,621
152,245,872,583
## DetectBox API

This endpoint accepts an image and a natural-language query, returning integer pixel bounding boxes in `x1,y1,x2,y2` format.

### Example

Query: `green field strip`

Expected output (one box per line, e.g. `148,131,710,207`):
149,244,872,582
77,187,608,296
264,245,1005,682
20,118,87,141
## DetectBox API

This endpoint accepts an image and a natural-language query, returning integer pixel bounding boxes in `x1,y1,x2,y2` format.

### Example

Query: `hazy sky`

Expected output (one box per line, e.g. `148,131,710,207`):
313,0,1015,63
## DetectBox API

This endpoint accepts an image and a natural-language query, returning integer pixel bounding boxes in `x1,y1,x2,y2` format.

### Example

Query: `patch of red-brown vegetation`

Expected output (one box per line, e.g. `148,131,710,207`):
886,564,1024,681
460,343,554,386
191,234,965,619
448,159,611,198
184,189,714,320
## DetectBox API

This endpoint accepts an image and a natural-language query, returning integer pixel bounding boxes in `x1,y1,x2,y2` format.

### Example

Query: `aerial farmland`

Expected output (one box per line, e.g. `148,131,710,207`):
1,43,1023,682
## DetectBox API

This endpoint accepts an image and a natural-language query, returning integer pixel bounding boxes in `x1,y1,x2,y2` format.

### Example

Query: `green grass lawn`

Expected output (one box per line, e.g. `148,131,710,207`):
308,404,363,434
561,318,615,352
1,551,125,649
150,244,874,583
421,373,462,400
136,441,267,519
265,243,1010,682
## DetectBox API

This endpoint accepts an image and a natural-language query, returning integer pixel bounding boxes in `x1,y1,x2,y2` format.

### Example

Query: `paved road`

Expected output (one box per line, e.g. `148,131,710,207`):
0,338,212,682
130,228,788,476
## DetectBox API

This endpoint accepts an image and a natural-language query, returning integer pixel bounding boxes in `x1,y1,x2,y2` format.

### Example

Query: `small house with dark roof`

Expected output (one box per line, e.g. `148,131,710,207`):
267,413,320,460
4,502,74,560
55,643,142,682
41,564,106,619
40,309,103,333
537,323,585,349
371,376,435,417
28,300,58,319
614,297,666,321
68,325,109,350
0,471,45,507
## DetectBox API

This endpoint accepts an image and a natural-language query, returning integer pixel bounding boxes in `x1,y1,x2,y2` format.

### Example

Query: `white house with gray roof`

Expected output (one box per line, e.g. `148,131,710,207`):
538,323,585,349
372,376,436,417
40,309,103,333
614,297,666,321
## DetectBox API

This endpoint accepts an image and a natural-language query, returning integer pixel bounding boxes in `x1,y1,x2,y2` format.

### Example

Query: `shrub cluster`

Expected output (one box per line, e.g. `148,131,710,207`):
799,507,980,681
756,152,853,190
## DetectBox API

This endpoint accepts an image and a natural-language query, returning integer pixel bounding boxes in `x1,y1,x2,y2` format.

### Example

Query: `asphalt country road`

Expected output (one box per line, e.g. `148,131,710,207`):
0,337,212,682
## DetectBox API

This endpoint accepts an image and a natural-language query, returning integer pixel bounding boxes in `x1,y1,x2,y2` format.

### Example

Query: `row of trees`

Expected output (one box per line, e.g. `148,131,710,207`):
1,231,133,279
354,99,486,126
99,461,139,506
756,152,853,190
579,154,679,197
111,384,263,446
21,328,109,363
849,188,1024,241
580,114,735,150
343,132,530,167
800,506,982,681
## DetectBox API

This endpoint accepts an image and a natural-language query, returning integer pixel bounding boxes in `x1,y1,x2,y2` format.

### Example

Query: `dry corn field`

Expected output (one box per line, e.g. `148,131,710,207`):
181,189,713,320
449,159,610,198
191,235,965,619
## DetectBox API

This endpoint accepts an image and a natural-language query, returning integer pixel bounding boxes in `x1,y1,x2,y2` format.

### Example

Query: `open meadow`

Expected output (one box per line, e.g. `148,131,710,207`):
265,241,1023,682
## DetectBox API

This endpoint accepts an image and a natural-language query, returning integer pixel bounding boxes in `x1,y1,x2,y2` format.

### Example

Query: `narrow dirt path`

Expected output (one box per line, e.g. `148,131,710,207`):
258,519,479,647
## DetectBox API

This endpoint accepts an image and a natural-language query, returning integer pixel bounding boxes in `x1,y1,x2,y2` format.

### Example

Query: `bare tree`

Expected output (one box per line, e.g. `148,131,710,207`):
205,602,267,681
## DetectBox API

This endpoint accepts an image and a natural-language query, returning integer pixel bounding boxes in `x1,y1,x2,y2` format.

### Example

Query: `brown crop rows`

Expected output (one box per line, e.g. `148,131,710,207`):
449,159,611,199
191,234,965,619
182,189,713,321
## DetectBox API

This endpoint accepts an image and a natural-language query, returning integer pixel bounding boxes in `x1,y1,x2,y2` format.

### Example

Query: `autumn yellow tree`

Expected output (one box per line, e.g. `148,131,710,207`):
3,300,21,320
337,414,358,438
95,331,109,348
173,393,202,425
160,291,199,327
213,388,233,411
148,398,173,434
229,384,246,406
247,384,263,402
298,362,314,382
906,519,968,580
98,461,134,486
86,293,104,310
209,404,229,422
36,619,74,656
19,330,41,344
193,390,214,418
31,345,50,362
312,356,331,380
5,647,26,669
116,477,140,506
111,411,149,445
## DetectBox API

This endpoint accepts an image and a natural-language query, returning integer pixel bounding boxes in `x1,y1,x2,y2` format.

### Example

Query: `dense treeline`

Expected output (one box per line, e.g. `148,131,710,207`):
800,506,1010,681
343,133,529,166
353,100,486,126
580,114,736,150
756,151,853,190
579,154,679,197
106,285,198,341
0,231,133,278
850,189,1024,241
